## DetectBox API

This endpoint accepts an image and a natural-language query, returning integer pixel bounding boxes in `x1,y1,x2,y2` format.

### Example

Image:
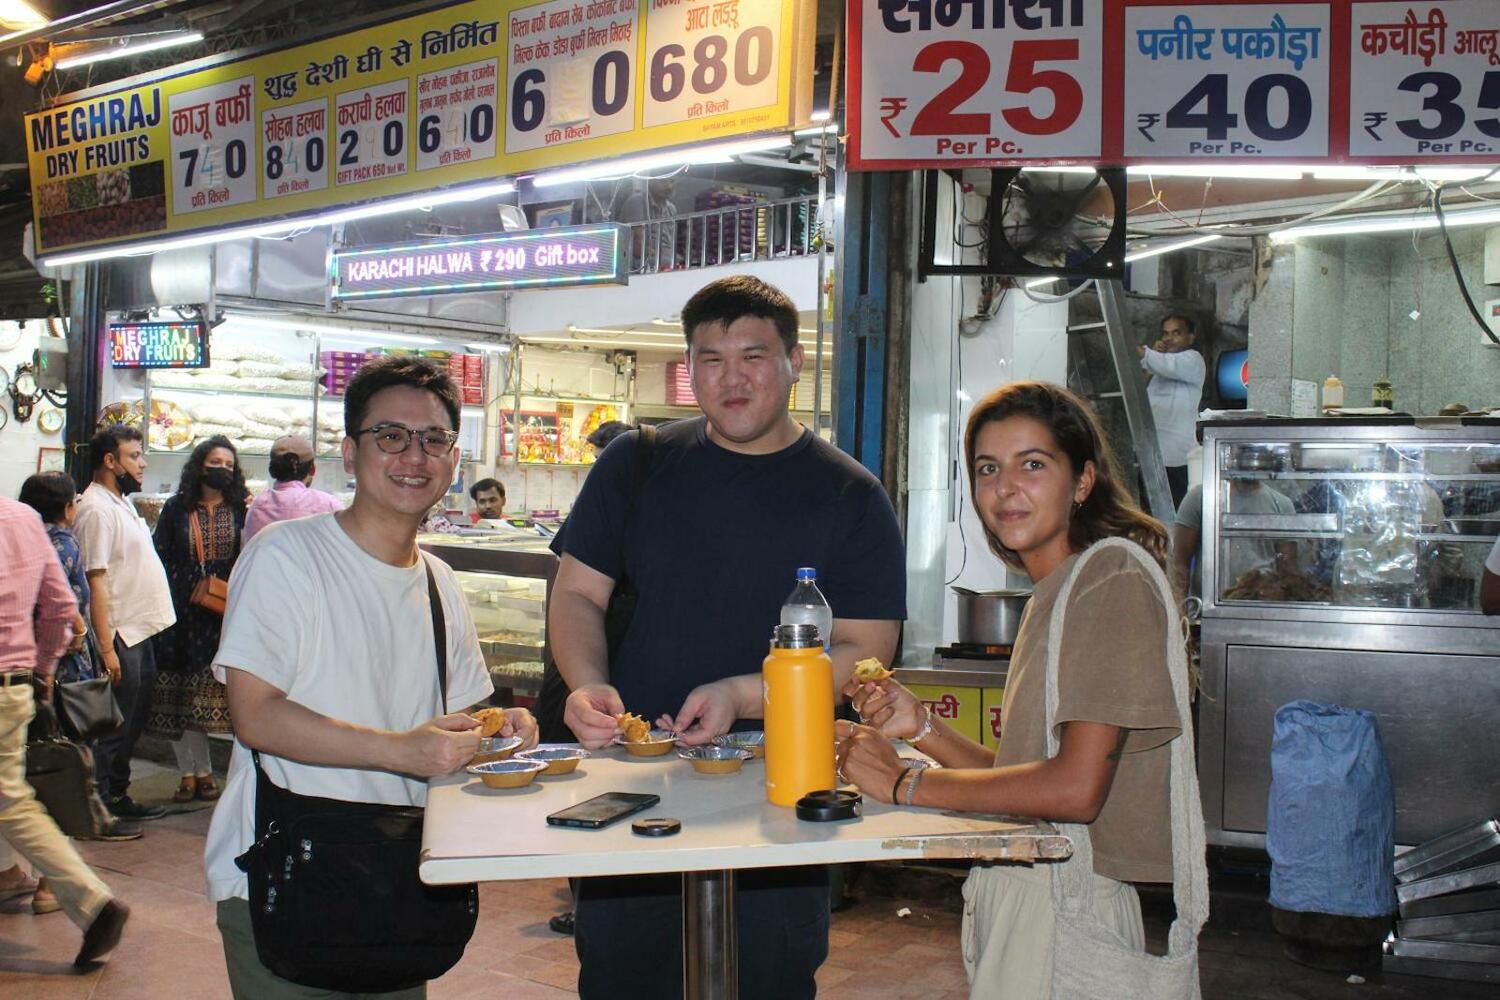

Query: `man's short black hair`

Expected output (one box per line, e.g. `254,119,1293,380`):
1161,313,1197,337
680,275,799,354
470,477,504,501
343,355,461,438
90,424,144,473
19,471,77,523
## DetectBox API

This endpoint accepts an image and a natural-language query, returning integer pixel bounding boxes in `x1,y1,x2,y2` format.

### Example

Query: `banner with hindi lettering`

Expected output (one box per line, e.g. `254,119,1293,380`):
1349,0,1500,159
25,0,814,258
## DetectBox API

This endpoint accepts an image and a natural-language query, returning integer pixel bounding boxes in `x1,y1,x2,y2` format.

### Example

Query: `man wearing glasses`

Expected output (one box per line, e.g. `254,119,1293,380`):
203,356,538,998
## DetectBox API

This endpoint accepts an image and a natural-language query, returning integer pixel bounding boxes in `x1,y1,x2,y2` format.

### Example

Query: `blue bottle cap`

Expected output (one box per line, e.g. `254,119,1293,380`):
796,567,817,581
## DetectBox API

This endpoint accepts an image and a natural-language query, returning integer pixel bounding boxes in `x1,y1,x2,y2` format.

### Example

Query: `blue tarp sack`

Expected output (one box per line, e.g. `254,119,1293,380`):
1267,700,1397,918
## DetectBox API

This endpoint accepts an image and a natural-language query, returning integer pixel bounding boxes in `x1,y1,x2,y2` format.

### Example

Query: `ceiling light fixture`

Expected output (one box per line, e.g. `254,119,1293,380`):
0,1,46,29
53,30,203,69
1269,202,1500,242
530,136,793,187
225,313,442,345
1024,234,1224,288
39,179,517,267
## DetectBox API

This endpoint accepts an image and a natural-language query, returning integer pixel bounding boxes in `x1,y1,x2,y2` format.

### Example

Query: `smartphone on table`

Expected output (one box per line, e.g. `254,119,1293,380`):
546,792,661,829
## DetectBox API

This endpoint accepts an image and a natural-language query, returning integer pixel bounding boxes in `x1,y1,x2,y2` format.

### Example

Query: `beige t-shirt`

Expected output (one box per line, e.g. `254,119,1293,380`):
996,543,1181,883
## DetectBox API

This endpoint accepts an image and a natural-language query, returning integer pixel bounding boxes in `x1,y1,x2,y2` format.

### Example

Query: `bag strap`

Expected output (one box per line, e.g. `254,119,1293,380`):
1042,538,1209,956
189,508,208,571
423,556,449,714
625,424,657,522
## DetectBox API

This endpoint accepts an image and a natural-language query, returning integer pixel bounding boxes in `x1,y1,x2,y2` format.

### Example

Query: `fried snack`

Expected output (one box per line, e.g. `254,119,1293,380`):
853,657,893,682
616,712,651,743
471,707,508,738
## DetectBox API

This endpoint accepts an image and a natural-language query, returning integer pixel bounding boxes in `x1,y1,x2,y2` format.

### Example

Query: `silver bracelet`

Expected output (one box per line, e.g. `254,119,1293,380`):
911,703,935,745
903,761,929,807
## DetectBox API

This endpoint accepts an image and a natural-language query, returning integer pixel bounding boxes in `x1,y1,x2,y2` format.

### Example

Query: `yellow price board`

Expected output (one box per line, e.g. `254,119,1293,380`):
907,683,983,747
26,0,813,258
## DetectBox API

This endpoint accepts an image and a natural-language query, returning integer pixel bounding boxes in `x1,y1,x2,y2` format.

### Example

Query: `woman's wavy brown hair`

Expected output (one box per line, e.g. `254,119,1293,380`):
964,381,1169,572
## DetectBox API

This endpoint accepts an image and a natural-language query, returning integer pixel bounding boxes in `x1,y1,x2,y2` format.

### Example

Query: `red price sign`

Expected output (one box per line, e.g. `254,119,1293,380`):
848,0,1104,169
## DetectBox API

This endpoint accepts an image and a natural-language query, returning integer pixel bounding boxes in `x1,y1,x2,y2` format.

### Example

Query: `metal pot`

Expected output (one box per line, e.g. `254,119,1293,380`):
952,588,1031,646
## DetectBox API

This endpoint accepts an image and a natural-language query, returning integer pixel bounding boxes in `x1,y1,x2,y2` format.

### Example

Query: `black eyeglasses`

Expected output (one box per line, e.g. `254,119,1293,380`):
355,423,459,457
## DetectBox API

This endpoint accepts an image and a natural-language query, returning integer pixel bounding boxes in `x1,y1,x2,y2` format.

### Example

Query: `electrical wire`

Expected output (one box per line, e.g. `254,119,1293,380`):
944,265,969,586
1432,186,1500,347
1021,278,1096,304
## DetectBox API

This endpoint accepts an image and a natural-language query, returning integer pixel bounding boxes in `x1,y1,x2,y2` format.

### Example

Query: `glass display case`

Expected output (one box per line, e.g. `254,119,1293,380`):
418,534,558,703
1196,419,1500,850
1209,437,1500,614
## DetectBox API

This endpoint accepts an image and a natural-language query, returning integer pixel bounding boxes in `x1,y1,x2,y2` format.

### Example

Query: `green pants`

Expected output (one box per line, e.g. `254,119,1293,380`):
216,898,427,1000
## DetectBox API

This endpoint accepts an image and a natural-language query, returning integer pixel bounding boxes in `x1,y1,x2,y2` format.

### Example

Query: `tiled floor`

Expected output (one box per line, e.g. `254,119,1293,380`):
0,767,1493,998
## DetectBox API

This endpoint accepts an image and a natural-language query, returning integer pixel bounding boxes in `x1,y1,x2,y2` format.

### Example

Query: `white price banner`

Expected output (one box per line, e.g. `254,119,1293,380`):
641,0,784,129
503,0,639,155
261,98,329,198
849,0,1103,168
1124,4,1330,159
334,78,410,186
1349,1,1500,158
415,58,500,171
169,76,257,215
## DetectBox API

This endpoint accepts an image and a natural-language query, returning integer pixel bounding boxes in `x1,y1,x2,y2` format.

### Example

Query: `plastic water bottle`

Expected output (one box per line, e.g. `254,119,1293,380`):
779,567,832,650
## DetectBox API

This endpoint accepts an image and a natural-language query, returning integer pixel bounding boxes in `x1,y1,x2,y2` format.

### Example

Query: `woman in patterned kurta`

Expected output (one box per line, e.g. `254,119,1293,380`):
150,436,247,802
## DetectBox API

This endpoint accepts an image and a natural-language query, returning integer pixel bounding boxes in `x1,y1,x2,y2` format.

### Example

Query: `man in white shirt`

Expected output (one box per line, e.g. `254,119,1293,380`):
73,425,175,821
1138,314,1206,506
205,356,538,999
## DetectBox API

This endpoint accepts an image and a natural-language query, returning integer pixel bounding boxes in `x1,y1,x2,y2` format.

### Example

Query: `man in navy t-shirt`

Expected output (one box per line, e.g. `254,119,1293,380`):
549,275,906,999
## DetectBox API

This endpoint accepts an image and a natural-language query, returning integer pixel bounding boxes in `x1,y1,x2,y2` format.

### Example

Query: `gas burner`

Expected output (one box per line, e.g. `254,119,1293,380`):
935,643,1012,661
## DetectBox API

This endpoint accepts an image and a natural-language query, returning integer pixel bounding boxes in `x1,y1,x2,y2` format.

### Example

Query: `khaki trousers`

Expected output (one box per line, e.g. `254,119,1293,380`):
216,898,427,1000
0,683,112,930
962,862,1145,1000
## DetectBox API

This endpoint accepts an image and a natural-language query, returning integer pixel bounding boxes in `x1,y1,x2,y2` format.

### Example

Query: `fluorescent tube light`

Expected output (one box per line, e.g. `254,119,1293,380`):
531,136,793,187
39,180,517,267
793,123,837,137
1270,203,1500,242
809,110,830,122
0,1,45,28
54,31,204,69
1024,235,1224,288
226,313,441,345
464,342,511,354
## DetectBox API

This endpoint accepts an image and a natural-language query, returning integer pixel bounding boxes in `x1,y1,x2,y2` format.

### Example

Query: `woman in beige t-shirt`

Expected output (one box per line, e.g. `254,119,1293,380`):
836,381,1188,999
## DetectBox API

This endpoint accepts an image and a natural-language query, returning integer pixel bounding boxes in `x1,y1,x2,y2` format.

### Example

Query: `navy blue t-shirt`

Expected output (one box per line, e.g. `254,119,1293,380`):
556,417,906,723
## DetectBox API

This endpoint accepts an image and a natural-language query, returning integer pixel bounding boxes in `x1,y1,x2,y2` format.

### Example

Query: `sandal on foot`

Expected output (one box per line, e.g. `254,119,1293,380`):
172,776,198,803
32,889,60,915
195,775,220,801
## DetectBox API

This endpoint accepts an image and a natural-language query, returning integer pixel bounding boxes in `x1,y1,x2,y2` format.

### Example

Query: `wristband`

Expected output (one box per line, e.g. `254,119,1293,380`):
911,703,935,745
890,770,908,806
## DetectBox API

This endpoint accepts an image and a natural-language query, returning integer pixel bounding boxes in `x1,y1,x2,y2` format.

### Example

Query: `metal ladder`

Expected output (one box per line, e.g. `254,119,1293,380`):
1066,279,1176,524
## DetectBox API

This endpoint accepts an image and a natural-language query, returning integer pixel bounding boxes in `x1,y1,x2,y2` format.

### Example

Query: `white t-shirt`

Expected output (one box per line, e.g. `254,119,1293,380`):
72,483,175,647
1142,348,1206,467
1175,481,1296,597
1486,536,1500,576
203,513,493,902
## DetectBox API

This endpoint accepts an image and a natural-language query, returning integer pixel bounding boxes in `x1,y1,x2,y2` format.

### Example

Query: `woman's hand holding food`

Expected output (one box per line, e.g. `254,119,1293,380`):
843,673,928,742
834,720,906,801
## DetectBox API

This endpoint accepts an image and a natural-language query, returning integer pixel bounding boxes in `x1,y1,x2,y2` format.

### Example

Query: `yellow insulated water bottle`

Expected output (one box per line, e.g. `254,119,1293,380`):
763,623,835,807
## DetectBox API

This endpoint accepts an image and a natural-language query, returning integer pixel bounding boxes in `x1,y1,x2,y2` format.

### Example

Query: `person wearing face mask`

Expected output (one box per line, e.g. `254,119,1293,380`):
150,437,249,803
73,425,176,822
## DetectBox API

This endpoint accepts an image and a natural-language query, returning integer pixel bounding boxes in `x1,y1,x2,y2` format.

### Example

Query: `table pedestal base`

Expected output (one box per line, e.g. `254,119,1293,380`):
682,869,737,1000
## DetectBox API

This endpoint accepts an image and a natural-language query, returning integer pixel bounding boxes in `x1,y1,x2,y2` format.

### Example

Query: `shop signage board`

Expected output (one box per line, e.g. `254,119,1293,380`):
331,223,627,300
907,683,983,745
1348,0,1500,159
849,0,1500,169
848,0,1106,168
25,0,813,258
1123,3,1332,159
109,320,210,369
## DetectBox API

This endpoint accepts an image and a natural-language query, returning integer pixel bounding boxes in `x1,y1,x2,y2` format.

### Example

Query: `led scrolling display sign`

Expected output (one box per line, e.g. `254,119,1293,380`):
109,320,210,368
331,223,626,299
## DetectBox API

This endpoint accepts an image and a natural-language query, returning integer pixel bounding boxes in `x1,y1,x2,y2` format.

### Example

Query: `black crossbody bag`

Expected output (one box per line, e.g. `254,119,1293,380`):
234,559,478,992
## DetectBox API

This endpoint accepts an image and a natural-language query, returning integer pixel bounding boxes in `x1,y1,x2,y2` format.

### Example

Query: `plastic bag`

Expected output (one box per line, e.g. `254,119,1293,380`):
1267,700,1397,918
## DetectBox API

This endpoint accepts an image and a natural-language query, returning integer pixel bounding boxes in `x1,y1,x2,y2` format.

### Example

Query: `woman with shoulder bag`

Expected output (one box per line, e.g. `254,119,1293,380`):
150,437,248,804
835,382,1208,999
